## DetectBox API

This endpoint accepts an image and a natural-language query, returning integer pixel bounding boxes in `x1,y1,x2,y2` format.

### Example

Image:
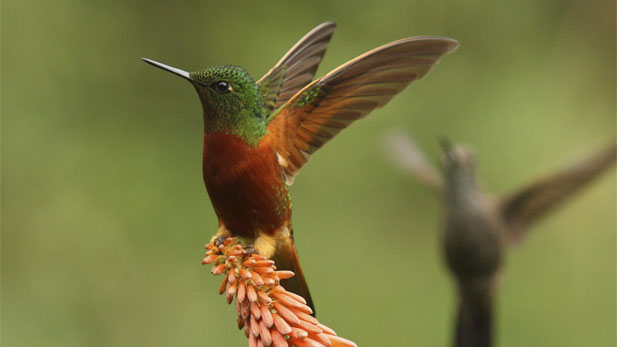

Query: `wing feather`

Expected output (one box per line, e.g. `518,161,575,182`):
257,22,336,118
499,142,616,242
267,36,458,184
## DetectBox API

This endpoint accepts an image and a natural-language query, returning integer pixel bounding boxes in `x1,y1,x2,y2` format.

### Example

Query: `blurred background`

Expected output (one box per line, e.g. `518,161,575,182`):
2,0,615,346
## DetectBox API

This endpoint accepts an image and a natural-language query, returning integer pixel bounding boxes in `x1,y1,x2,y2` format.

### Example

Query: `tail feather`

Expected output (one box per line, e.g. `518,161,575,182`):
272,232,315,316
454,301,493,347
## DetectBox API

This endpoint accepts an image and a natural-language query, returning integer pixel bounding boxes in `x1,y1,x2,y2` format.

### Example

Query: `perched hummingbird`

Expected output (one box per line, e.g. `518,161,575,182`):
383,133,616,347
143,22,458,314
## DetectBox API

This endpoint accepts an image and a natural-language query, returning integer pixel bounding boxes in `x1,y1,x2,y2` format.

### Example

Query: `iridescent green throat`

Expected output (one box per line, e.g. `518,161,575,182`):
190,65,267,147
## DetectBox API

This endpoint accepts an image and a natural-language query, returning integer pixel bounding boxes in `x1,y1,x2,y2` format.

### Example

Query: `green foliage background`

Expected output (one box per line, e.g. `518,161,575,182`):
2,1,615,346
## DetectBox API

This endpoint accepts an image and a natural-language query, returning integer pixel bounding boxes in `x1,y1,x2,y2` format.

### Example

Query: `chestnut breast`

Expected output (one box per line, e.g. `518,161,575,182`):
202,133,291,239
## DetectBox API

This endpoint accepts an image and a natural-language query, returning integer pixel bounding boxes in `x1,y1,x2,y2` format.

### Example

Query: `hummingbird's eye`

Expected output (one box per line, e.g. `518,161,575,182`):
212,81,232,93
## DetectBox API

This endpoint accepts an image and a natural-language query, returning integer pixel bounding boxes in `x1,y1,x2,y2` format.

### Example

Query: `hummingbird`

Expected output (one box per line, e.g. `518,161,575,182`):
383,133,616,347
143,22,458,314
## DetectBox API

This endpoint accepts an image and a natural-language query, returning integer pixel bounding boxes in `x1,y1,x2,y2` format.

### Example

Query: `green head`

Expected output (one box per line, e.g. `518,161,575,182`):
143,59,266,146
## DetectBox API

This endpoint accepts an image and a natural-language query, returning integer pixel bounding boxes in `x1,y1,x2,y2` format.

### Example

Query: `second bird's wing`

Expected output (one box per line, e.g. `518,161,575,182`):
381,130,443,192
499,142,616,243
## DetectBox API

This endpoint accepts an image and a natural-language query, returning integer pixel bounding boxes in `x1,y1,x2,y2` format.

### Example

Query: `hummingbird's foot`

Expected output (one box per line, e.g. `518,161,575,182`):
244,245,260,256
212,235,226,248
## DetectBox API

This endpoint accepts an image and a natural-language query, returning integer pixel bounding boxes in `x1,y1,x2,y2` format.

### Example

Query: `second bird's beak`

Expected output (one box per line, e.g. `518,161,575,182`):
142,58,192,81
439,137,457,163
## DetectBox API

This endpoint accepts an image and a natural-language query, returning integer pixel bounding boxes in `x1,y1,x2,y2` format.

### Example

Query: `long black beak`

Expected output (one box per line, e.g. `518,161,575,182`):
142,58,192,81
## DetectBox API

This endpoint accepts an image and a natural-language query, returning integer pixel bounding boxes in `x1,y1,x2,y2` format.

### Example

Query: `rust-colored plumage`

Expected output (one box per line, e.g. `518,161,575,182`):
202,133,290,238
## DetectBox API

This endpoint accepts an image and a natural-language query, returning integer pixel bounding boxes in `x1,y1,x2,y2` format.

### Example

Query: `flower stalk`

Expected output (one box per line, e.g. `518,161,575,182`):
203,237,358,347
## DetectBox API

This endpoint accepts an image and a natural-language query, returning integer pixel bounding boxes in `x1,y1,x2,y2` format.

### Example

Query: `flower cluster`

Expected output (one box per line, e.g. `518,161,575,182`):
203,237,358,347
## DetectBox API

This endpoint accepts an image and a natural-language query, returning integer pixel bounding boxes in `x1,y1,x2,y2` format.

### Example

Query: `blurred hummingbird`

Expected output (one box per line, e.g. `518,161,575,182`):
383,133,616,347
143,22,458,314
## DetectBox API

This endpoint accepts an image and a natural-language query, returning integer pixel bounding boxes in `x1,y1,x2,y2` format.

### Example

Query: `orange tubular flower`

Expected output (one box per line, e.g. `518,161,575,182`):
203,237,358,347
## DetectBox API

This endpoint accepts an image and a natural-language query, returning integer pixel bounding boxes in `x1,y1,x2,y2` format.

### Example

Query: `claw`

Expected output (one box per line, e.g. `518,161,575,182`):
213,236,226,247
244,245,259,256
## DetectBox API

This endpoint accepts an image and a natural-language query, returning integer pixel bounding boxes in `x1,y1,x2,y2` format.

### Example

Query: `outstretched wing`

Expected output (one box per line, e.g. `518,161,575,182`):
266,37,459,185
257,22,336,119
499,142,616,243
382,130,443,192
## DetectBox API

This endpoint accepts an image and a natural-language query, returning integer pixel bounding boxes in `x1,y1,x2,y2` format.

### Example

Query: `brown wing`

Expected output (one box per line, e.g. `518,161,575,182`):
499,142,616,242
382,130,443,192
266,37,459,185
257,22,336,118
